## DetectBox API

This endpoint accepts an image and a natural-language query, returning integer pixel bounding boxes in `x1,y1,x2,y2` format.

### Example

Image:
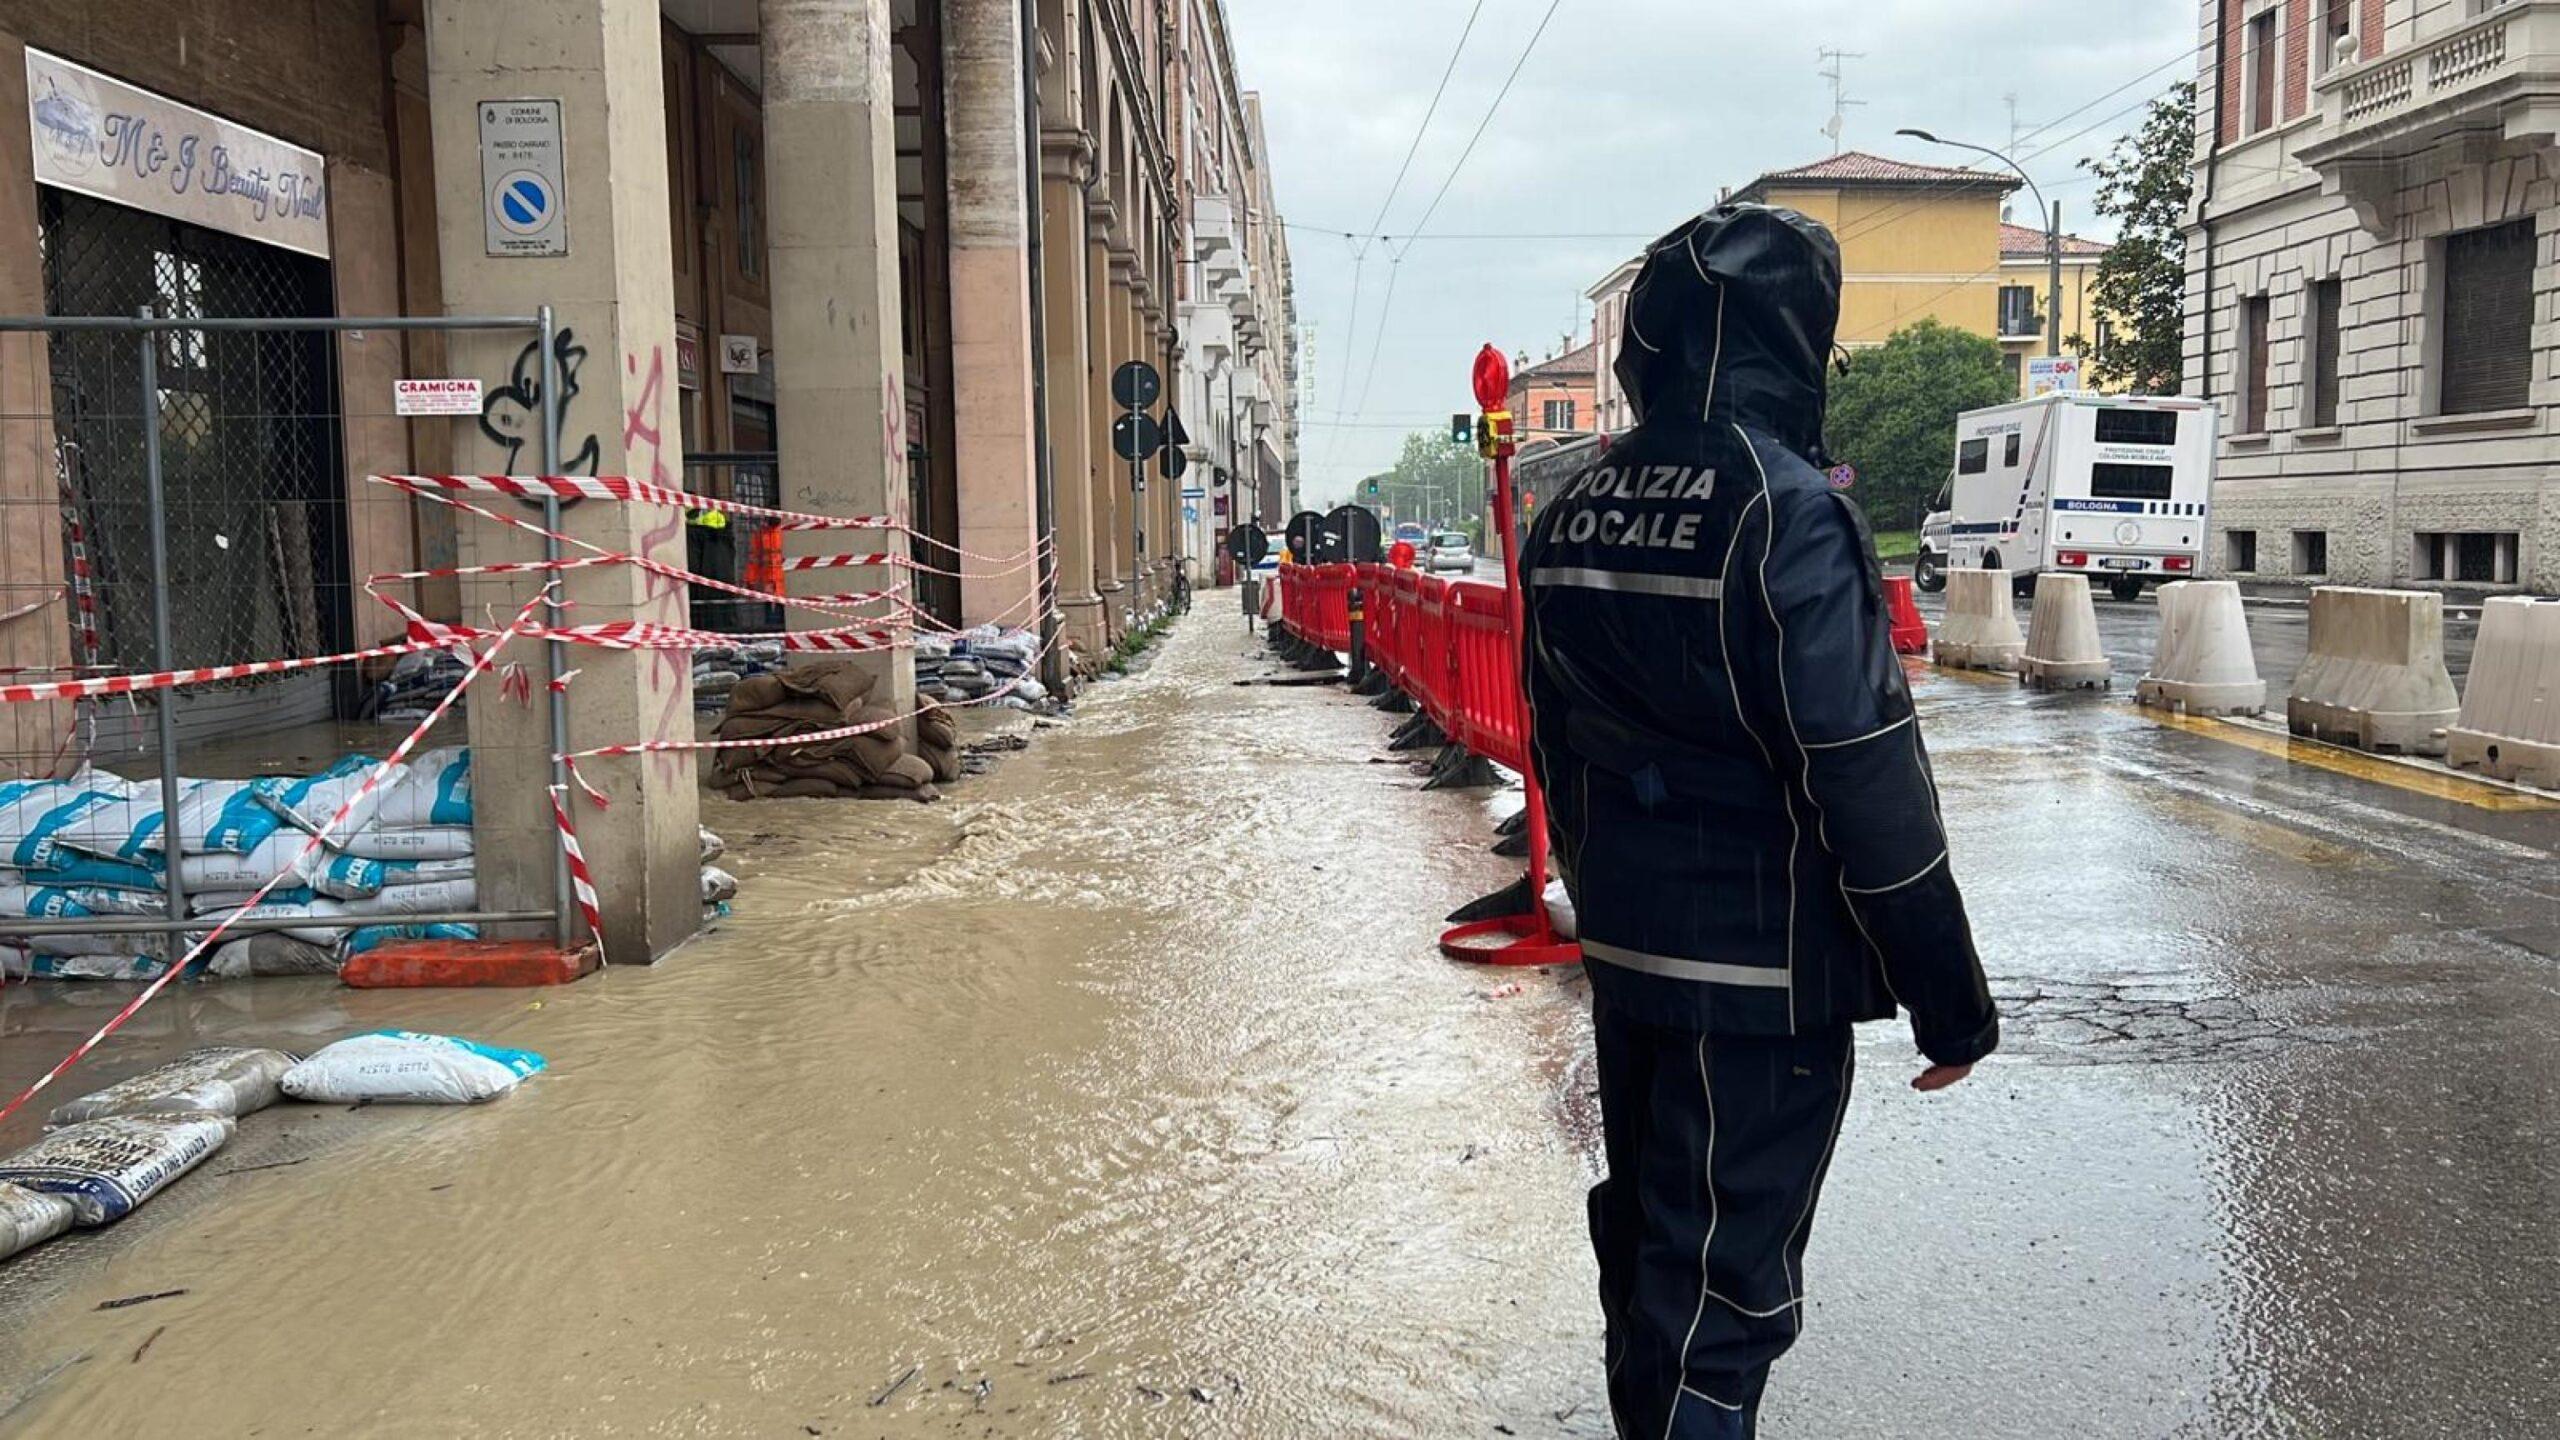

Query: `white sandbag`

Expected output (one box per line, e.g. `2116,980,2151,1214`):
0,771,160,864
53,885,168,917
337,825,475,862
47,1047,298,1126
701,865,738,904
699,827,726,865
17,842,160,892
182,837,386,901
340,877,475,918
0,1113,233,1225
1,951,171,982
280,1031,545,1105
368,747,472,830
0,884,120,956
203,932,342,979
1543,877,1578,941
207,903,350,947
0,1182,74,1260
376,857,476,889
253,755,401,842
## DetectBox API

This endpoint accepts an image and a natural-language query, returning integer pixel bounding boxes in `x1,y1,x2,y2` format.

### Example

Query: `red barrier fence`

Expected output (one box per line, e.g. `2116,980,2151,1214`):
1277,563,1528,776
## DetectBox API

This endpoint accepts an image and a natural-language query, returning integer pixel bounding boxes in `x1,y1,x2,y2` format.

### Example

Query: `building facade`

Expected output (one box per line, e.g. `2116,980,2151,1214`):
0,0,1296,961
2185,0,2558,593
1998,221,2117,394
1507,342,1597,442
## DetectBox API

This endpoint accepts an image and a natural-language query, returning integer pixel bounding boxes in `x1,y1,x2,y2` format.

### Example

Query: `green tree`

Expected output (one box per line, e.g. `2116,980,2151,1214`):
1371,430,1485,532
2072,82,2193,394
1825,319,2012,528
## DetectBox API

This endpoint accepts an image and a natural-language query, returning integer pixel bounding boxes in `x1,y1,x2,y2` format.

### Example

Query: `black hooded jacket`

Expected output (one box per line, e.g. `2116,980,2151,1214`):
1518,204,1998,1067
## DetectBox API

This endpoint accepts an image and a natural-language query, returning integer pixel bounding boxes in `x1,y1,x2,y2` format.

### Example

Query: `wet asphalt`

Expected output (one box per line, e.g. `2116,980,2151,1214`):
0,596,2553,1437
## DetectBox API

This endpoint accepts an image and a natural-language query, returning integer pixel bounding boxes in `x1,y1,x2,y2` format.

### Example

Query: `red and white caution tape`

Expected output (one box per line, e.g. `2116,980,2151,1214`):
548,783,605,941
375,473,896,532
0,586,552,1126
0,635,447,704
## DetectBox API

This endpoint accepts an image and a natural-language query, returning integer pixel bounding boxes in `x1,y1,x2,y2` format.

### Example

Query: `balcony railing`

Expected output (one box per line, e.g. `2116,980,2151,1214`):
2310,0,2560,149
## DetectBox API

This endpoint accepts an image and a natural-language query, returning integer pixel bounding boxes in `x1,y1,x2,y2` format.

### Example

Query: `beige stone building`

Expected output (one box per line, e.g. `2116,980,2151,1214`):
0,0,1295,961
2185,0,2559,593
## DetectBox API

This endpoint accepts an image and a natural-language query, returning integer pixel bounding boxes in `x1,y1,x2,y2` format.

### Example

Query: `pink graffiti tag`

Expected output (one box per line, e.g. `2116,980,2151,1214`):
624,347,693,773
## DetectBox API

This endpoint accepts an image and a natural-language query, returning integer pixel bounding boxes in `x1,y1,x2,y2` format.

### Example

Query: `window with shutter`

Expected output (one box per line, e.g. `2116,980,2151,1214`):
2242,295,2271,432
2309,278,2342,428
2440,221,2534,415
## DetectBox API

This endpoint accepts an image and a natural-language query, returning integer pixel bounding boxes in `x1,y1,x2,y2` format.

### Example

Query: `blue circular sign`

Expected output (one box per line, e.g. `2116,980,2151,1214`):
494,169,554,235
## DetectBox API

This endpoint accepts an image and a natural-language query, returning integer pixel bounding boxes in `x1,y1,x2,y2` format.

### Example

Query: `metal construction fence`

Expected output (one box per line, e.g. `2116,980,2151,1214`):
0,307,579,955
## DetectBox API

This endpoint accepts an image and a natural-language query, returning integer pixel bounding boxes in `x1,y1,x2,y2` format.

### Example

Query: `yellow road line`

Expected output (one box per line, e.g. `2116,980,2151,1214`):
2132,706,2560,813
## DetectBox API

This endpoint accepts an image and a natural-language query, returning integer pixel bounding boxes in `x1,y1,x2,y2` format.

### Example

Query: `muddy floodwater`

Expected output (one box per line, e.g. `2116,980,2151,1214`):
2,606,2557,1437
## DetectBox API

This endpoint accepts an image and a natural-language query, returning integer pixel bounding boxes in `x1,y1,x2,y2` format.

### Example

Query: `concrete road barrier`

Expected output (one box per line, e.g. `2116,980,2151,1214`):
2135,580,2266,716
2447,596,2560,788
2019,573,2110,690
2287,586,2460,756
1933,568,2024,673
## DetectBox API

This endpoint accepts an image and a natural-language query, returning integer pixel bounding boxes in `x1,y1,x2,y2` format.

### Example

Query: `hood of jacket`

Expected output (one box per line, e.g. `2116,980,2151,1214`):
1611,203,1841,456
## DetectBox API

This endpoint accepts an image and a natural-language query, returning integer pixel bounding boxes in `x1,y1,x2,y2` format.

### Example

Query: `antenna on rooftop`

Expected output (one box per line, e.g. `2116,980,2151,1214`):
1818,48,1867,153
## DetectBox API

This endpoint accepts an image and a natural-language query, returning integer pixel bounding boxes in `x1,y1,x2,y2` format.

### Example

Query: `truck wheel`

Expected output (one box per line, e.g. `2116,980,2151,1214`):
1913,551,1944,593
2108,575,2144,603
1981,548,2003,574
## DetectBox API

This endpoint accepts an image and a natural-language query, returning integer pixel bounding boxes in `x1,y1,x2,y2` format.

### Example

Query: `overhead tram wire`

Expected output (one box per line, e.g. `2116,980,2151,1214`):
1343,0,1569,432
1321,0,1489,470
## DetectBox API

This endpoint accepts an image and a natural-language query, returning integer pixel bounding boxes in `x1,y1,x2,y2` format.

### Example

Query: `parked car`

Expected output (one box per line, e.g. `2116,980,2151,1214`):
1427,531,1475,573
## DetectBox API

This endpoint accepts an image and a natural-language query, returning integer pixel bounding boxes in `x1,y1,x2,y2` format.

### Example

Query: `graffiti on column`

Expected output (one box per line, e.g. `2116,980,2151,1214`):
623,346,694,774
479,329,602,475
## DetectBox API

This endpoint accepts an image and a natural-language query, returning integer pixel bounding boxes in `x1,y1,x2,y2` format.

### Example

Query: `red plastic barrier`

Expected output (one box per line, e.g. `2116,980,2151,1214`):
1445,581,1527,772
1884,574,1930,656
1277,563,1356,654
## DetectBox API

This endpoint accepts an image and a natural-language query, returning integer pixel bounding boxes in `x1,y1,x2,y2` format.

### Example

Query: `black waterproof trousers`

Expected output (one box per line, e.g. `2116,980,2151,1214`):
1590,1002,1856,1439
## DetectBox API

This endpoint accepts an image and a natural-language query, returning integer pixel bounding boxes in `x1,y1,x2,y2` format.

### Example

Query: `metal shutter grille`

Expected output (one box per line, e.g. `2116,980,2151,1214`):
2441,221,2534,416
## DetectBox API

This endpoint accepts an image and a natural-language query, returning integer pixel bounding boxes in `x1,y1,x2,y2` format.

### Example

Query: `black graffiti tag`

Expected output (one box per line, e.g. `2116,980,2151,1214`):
479,329,603,486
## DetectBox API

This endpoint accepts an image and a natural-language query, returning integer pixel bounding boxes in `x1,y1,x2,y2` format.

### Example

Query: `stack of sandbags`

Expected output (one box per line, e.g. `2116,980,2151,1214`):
0,758,412,980
710,660,940,802
916,703,961,785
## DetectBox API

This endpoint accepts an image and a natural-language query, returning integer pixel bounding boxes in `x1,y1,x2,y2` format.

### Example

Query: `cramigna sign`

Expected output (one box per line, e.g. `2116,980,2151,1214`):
26,49,329,259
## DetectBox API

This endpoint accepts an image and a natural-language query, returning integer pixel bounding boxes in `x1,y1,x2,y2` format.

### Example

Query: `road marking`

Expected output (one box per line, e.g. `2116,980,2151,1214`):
2131,706,2559,813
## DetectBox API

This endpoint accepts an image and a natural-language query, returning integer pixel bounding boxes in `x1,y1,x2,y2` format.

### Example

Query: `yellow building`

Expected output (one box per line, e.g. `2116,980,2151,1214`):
1732,151,2020,349
1586,152,2124,426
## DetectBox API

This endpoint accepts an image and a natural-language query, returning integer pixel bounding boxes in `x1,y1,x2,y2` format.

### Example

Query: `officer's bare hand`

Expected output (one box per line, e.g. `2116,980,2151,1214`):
1911,1064,1973,1092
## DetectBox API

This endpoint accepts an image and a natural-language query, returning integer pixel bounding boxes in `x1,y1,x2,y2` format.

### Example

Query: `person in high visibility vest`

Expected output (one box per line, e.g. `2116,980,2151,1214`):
1517,204,1999,1438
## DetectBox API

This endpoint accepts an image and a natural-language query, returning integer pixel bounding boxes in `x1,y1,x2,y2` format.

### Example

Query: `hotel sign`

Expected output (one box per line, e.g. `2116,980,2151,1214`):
26,49,329,259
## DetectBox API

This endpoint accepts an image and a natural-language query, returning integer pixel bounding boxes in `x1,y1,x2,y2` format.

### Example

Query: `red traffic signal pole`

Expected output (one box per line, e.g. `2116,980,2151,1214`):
1442,344,1579,968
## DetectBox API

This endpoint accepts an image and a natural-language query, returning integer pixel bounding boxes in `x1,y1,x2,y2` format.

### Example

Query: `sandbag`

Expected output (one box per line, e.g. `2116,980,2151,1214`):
342,922,477,957
182,835,386,900
281,1031,545,1105
202,932,342,979
0,1182,74,1260
337,825,475,862
253,755,400,842
376,857,476,889
368,747,472,829
1,951,171,982
47,1047,297,1126
0,1113,234,1225
699,828,726,865
701,865,738,904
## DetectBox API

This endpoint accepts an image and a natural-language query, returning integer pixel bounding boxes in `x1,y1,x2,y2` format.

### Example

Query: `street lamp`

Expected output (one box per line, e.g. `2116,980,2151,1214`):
1896,127,2061,360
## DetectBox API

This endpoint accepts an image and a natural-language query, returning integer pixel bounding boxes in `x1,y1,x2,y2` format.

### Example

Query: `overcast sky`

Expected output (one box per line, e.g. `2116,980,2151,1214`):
1224,0,2197,505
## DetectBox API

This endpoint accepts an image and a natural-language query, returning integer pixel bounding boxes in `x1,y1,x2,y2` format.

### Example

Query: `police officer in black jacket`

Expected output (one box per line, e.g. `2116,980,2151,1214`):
1519,203,1999,1438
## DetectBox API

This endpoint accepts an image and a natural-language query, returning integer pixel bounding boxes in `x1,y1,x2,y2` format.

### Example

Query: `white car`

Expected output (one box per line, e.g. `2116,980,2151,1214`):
1426,532,1475,573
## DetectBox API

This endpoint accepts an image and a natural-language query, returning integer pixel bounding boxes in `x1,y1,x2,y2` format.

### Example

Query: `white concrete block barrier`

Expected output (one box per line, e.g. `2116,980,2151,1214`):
2286,587,2461,756
2447,596,2560,788
1932,569,2025,673
2134,581,2266,717
2018,573,2111,690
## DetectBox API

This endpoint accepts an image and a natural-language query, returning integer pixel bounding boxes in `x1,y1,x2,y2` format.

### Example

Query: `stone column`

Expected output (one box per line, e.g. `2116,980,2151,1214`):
942,0,1041,629
1109,246,1142,609
763,0,914,721
0,36,75,777
425,0,698,963
1086,197,1124,638
1041,134,1106,660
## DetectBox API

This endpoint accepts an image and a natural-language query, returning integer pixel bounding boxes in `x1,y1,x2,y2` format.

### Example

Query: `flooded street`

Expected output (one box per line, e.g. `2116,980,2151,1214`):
2,605,2558,1437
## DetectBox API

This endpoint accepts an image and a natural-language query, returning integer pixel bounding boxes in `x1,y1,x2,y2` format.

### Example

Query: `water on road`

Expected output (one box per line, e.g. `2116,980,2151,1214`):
0,603,2554,1437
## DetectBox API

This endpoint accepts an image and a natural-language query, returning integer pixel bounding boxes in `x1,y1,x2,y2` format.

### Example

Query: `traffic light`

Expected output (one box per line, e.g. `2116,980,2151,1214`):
1450,413,1473,445
1365,477,1380,498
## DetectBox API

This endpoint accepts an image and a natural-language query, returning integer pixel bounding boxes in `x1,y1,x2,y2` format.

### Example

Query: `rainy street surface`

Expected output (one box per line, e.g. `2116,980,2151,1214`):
2,598,2557,1437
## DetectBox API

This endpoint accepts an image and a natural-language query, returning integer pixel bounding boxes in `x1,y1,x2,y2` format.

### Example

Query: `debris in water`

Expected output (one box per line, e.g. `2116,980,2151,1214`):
129,1325,166,1363
95,1289,187,1311
869,1365,920,1407
213,1156,310,1179
1189,1386,1215,1405
1048,1372,1093,1385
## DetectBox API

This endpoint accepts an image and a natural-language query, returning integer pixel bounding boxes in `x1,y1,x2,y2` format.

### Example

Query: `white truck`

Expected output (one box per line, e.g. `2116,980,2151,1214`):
1911,392,2217,603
